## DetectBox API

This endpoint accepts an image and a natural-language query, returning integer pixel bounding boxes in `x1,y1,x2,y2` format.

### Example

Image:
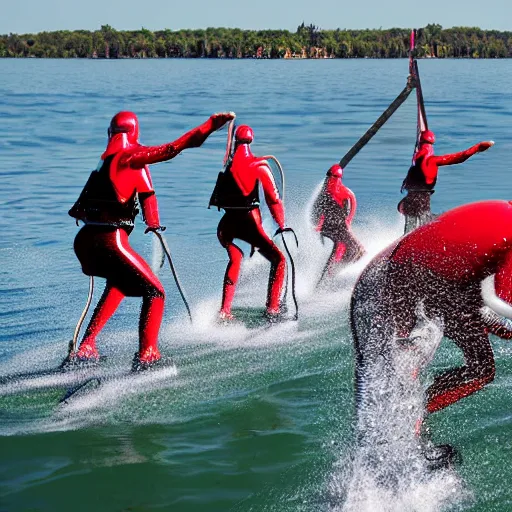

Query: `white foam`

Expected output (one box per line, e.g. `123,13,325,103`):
1,211,404,442
329,313,471,511
58,364,179,415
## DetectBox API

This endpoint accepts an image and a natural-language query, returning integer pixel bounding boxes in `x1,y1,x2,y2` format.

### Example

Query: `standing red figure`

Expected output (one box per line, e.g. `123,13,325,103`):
352,199,512,458
398,130,494,233
210,125,287,322
313,164,364,285
69,111,234,369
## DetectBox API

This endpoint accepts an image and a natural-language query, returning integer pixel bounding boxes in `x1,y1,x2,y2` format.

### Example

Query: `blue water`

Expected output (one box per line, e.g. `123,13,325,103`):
1,59,512,511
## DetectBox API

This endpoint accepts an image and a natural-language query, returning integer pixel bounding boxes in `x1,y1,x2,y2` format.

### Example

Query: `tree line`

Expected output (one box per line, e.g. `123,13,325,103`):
2,23,512,59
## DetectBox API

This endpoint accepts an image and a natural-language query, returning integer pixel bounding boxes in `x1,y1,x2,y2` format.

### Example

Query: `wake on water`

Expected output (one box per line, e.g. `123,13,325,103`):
0,202,470,510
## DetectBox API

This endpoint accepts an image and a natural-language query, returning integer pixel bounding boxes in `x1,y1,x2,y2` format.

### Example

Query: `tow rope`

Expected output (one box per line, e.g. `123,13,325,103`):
69,275,95,354
152,231,193,323
264,156,299,321
338,29,419,169
410,29,429,159
339,81,415,169
273,227,299,320
223,116,237,167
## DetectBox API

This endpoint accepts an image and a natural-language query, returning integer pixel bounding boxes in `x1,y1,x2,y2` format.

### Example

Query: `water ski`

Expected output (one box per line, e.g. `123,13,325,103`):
59,376,102,402
59,355,176,403
230,306,293,329
0,366,69,386
0,355,106,387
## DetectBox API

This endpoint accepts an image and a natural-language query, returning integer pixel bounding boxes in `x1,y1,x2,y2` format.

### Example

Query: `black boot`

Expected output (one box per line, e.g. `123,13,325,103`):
263,302,289,324
131,353,173,372
59,349,101,371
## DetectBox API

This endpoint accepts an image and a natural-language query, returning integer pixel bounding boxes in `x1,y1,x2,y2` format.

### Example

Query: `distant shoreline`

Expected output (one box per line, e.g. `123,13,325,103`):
2,24,512,59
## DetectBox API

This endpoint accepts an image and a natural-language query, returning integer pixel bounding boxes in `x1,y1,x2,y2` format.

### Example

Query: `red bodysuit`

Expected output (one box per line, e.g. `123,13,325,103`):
313,164,364,283
70,111,234,367
398,130,493,234
352,200,512,417
213,125,286,321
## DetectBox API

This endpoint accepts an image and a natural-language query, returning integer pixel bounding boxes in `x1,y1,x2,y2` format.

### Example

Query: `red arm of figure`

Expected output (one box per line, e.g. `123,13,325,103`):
131,166,164,230
433,141,494,167
345,188,357,226
123,112,235,168
268,202,285,230
259,162,285,229
139,192,162,229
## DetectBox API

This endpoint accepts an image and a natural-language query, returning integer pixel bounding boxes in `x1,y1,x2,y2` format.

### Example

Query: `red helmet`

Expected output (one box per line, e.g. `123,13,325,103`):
235,125,254,144
102,111,139,159
327,164,343,178
420,130,435,145
108,111,139,144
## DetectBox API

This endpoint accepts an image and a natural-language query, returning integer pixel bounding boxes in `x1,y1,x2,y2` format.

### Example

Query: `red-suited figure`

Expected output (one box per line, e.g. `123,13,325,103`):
210,125,287,322
69,111,234,369
398,130,494,233
352,199,512,458
312,164,364,284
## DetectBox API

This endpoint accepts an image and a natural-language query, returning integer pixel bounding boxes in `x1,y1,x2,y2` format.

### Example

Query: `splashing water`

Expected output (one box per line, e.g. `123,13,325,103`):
151,233,164,273
0,209,407,450
329,309,472,512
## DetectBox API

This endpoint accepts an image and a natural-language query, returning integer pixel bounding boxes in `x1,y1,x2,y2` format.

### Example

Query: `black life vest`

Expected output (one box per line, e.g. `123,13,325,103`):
401,160,437,193
68,156,139,226
312,184,349,224
208,163,260,211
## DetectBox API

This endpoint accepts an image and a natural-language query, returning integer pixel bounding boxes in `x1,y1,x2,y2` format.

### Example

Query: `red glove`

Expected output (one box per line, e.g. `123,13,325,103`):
478,141,494,152
209,112,236,131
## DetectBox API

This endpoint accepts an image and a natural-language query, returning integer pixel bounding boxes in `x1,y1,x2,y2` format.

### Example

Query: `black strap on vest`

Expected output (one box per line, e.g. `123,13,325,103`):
208,163,260,211
69,156,139,226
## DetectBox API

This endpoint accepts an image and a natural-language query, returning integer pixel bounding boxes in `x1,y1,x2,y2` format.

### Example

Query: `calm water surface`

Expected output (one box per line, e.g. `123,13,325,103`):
0,59,511,512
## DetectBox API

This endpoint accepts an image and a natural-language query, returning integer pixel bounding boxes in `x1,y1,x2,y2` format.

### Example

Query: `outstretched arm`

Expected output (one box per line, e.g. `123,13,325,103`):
434,141,494,167
123,112,235,168
259,163,285,229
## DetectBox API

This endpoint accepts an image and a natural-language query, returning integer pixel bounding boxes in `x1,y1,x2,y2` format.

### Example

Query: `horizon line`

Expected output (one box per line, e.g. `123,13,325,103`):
3,23,512,36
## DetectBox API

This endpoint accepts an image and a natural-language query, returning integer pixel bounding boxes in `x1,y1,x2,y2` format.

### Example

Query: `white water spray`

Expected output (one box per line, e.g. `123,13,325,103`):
329,308,471,512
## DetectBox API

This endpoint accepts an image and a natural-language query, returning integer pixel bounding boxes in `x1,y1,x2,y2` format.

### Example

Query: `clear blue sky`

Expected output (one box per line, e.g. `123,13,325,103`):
2,0,511,34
